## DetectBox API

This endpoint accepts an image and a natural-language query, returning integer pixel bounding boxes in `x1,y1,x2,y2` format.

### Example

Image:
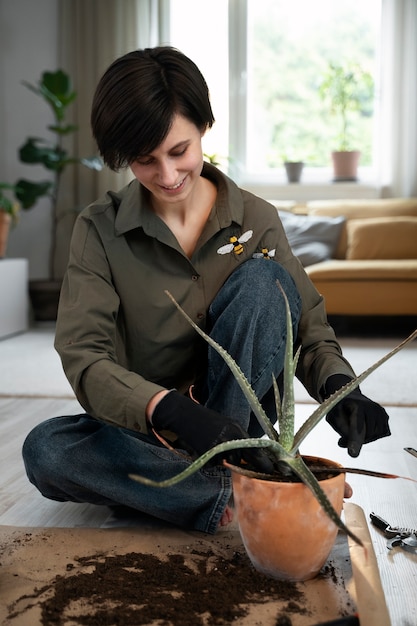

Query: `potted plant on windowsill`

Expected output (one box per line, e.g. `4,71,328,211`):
130,283,416,581
319,62,374,182
281,151,305,184
283,161,304,183
14,69,103,320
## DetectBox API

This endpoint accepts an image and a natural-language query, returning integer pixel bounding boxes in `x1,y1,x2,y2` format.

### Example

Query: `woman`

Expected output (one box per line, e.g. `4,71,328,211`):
22,47,390,534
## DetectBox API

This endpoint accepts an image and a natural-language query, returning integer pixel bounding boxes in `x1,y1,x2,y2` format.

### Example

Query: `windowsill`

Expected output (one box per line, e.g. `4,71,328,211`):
241,180,381,203
232,167,381,203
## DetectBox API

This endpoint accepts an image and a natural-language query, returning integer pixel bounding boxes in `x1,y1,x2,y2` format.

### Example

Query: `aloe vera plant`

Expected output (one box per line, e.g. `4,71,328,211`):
131,282,417,545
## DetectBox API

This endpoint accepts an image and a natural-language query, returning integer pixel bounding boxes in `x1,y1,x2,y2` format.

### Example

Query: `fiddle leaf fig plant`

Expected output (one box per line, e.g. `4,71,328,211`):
14,69,103,278
131,282,417,546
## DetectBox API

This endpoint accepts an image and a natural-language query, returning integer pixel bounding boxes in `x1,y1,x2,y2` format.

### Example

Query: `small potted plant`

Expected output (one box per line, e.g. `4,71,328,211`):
131,283,416,581
319,62,374,181
0,183,20,258
283,160,304,183
15,69,103,319
281,149,305,184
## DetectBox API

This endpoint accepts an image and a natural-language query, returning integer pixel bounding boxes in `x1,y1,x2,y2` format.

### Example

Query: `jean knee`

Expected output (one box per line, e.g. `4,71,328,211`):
22,418,64,486
235,259,301,326
252,259,300,302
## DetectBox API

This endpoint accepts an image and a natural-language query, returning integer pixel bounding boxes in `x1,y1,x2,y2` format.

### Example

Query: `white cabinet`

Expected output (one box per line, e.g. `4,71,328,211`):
0,259,29,338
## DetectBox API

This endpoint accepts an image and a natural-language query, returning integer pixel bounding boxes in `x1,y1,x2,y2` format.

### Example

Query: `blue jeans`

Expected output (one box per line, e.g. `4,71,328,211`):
22,260,301,534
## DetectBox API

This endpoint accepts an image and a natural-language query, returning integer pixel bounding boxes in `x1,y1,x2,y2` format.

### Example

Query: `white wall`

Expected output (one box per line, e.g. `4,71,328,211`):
0,0,58,278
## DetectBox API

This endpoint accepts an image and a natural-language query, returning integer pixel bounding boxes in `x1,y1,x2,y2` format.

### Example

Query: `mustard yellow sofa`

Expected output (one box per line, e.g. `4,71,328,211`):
300,198,417,316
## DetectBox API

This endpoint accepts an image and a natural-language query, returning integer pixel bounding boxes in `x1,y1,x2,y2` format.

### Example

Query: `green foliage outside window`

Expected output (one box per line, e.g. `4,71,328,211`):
247,1,378,169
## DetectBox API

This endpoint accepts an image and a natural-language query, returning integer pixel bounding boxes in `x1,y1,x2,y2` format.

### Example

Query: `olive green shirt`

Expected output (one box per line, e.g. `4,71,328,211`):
55,163,355,432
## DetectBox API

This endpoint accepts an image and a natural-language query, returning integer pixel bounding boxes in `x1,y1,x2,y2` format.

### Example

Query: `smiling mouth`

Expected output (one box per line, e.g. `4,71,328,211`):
160,176,186,191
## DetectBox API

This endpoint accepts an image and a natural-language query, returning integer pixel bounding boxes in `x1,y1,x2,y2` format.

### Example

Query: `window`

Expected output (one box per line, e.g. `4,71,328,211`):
239,0,381,184
169,0,229,169
170,0,381,188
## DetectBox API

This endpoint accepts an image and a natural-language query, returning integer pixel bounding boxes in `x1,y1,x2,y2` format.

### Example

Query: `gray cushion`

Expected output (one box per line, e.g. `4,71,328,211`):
278,211,345,266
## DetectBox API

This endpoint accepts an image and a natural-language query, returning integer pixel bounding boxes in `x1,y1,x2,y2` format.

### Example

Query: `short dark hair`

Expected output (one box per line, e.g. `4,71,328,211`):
91,46,215,171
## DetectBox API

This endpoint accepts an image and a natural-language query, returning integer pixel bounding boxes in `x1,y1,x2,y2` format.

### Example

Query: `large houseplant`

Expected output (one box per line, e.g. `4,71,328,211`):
15,69,102,320
131,282,416,581
319,62,374,181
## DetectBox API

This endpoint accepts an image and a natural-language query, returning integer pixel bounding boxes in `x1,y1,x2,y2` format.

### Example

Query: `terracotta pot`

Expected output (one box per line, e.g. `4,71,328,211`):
331,150,361,182
224,456,345,581
0,211,11,258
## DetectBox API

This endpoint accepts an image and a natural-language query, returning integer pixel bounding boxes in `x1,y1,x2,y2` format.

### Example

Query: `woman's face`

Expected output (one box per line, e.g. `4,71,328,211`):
130,114,205,206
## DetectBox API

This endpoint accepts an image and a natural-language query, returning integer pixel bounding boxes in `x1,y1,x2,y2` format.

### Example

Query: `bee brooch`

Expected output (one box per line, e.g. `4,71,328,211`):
217,230,253,256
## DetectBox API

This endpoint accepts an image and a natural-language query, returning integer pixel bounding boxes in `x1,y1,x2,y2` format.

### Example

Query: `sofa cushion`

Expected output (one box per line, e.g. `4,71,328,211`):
306,258,417,280
306,197,417,218
305,198,417,258
278,211,345,266
346,217,417,260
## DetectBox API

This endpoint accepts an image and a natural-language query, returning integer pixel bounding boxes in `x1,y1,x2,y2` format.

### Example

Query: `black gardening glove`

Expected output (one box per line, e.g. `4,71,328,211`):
323,374,391,458
151,391,274,473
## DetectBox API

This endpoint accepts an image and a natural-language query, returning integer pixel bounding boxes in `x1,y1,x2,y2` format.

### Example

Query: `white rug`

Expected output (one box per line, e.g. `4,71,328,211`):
294,336,417,407
0,325,74,398
0,325,416,407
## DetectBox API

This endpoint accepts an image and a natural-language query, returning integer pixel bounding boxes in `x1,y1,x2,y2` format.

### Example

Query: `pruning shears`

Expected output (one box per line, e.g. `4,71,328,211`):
370,512,417,552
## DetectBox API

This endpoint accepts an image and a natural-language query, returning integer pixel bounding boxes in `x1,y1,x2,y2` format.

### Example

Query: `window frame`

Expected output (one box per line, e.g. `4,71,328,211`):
227,0,380,201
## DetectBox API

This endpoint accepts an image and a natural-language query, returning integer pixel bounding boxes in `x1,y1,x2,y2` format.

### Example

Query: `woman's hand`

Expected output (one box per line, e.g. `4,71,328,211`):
324,374,391,457
150,390,274,473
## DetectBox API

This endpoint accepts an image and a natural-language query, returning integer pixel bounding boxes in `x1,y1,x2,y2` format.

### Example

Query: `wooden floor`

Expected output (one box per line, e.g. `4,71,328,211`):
1,367,417,624
0,397,118,528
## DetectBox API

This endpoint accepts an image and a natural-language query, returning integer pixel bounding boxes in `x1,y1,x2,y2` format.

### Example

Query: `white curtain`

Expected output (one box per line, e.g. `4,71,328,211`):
55,0,169,277
378,0,417,198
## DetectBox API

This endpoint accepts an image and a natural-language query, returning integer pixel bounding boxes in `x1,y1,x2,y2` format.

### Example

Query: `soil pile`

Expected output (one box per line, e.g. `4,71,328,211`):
8,548,309,625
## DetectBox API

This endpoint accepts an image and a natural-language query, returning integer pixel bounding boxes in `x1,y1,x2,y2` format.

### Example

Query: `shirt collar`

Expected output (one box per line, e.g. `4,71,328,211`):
113,162,244,237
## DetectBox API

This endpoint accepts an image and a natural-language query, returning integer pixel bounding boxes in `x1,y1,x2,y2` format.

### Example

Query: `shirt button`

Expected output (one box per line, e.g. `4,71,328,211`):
191,275,199,281
197,313,205,320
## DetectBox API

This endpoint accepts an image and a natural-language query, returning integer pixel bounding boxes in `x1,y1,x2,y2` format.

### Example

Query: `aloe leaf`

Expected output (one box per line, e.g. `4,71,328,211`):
129,437,275,488
274,281,296,450
310,466,417,481
273,344,300,445
272,376,282,430
292,344,301,377
284,455,363,546
293,328,417,451
165,290,278,441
